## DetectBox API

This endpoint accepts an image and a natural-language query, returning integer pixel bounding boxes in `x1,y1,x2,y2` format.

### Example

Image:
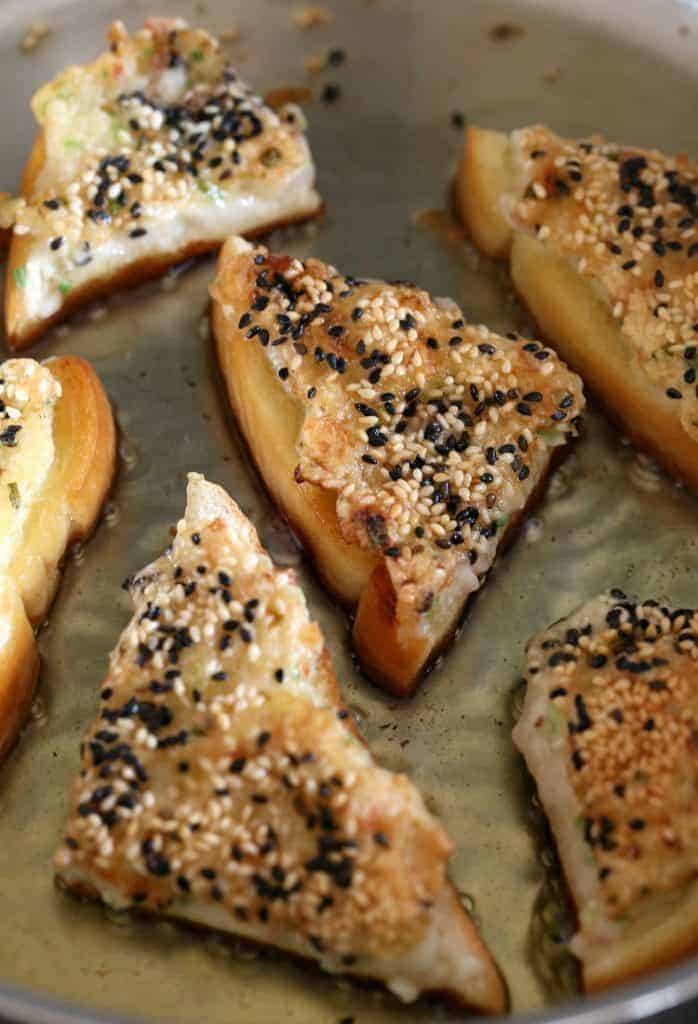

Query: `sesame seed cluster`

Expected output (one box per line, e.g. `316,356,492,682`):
525,591,698,920
56,481,451,960
10,21,305,272
227,244,584,615
0,359,60,452
511,126,698,434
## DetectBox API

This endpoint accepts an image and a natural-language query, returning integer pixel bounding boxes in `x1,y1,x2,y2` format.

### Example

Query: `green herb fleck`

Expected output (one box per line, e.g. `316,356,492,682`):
544,705,566,740
197,180,225,205
8,483,20,510
64,137,84,150
189,48,205,63
110,115,127,138
12,266,27,288
58,282,72,296
536,428,567,447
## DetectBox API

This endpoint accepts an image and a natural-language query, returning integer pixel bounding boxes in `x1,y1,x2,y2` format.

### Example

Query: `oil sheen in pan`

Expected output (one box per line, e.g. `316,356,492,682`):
0,0,697,1022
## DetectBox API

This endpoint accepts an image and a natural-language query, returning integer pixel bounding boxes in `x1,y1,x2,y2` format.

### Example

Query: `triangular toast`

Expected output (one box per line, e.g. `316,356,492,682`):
0,355,115,758
55,473,506,1014
211,236,585,695
514,592,698,991
459,125,698,490
3,19,321,349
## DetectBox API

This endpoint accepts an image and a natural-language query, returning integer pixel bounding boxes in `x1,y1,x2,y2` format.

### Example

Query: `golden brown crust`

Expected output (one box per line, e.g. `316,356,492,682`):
212,299,374,609
55,474,505,1014
211,236,584,695
0,578,40,762
459,124,698,492
509,233,698,488
7,169,319,352
584,915,698,993
456,127,513,260
7,355,117,624
59,872,505,1012
515,592,698,992
4,20,321,351
0,353,115,761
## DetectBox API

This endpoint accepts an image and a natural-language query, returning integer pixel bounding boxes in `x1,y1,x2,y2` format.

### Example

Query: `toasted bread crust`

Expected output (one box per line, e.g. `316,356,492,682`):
211,237,584,695
61,872,505,1012
7,130,320,350
5,20,321,350
459,124,698,492
457,127,513,260
0,353,114,759
0,578,40,762
509,232,698,488
354,444,563,694
55,474,506,1014
515,593,698,992
212,302,376,609
7,355,117,624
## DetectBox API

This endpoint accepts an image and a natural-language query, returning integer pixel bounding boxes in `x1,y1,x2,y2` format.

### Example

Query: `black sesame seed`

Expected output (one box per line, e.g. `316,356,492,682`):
666,387,682,400
321,83,341,103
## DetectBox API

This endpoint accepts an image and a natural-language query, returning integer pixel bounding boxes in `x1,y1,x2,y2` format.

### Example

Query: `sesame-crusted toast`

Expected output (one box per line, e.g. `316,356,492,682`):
0,355,116,758
211,236,585,696
3,19,321,350
55,474,506,1014
458,125,698,491
513,592,698,992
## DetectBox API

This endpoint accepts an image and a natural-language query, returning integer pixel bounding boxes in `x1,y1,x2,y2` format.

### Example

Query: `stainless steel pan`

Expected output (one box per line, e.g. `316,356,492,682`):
0,0,696,1021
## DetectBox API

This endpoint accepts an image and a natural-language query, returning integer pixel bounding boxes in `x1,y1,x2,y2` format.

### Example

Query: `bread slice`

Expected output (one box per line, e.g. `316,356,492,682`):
55,473,506,1014
0,355,116,758
0,576,39,762
514,591,698,992
210,236,585,695
458,125,698,490
3,18,321,350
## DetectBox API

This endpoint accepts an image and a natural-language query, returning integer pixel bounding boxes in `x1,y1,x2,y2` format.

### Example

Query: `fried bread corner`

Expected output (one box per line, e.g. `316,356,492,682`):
4,18,321,350
0,354,116,759
514,592,698,991
55,473,506,1014
211,235,584,695
459,124,698,490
